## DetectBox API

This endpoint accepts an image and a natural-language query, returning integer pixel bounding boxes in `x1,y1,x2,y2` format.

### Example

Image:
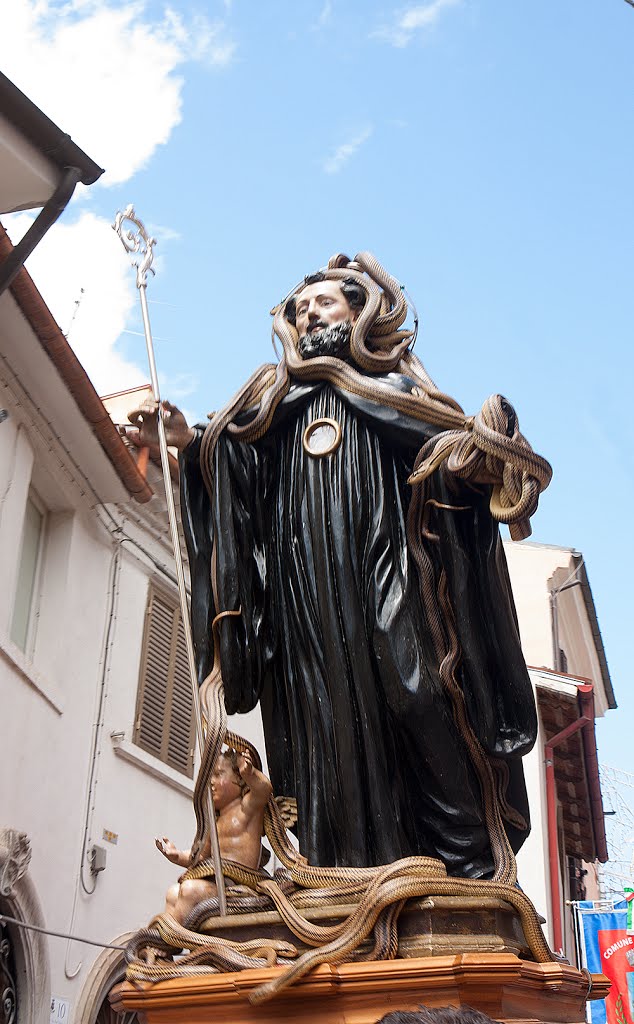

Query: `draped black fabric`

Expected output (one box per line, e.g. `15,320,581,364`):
180,372,537,876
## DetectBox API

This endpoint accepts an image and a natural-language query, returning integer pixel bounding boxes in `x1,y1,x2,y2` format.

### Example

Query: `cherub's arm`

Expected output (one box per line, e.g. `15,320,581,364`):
155,836,192,868
238,753,273,818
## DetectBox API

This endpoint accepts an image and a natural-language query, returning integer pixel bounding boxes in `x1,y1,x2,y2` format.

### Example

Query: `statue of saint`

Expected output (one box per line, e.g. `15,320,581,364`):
129,253,549,881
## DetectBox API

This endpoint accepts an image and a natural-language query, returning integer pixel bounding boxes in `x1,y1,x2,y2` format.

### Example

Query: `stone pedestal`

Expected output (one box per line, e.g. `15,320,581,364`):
186,894,532,960
111,953,609,1024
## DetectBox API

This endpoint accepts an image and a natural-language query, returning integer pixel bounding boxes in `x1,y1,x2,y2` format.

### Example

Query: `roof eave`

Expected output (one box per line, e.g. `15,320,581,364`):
0,223,152,503
571,554,617,710
0,71,104,185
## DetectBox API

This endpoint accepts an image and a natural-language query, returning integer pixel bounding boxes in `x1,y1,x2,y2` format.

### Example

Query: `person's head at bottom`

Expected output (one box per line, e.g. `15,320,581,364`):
377,1006,501,1024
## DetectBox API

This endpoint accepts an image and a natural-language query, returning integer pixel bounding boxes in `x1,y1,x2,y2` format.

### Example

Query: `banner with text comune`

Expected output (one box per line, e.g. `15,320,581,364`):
577,900,633,1024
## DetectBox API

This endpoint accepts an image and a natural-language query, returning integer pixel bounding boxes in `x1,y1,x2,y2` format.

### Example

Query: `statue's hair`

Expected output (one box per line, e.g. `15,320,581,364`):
219,748,248,794
377,1007,502,1024
284,272,367,327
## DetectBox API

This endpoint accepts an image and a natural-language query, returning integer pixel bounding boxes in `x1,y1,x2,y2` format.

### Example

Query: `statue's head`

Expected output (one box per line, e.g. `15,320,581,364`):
211,749,246,811
284,273,367,360
274,253,413,374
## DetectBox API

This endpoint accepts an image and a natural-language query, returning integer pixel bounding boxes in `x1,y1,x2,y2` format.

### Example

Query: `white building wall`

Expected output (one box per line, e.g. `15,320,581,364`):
503,540,570,671
0,397,201,1016
515,698,552,940
504,540,608,959
504,541,561,941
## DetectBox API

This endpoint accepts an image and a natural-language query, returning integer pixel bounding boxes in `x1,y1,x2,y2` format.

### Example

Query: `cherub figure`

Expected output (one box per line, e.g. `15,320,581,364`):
156,748,272,925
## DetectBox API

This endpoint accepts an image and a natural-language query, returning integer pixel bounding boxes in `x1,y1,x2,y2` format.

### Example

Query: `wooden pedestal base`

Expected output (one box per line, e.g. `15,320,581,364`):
111,953,609,1024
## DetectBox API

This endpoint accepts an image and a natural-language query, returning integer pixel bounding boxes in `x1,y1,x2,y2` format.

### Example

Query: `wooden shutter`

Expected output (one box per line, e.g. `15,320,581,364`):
167,621,194,774
134,587,195,777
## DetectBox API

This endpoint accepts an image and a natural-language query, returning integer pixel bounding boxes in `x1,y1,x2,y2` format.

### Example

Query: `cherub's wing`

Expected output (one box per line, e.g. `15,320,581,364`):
275,795,298,829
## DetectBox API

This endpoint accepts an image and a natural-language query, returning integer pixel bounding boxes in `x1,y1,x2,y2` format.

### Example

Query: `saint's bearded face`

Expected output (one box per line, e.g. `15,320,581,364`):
294,279,359,360
298,320,352,359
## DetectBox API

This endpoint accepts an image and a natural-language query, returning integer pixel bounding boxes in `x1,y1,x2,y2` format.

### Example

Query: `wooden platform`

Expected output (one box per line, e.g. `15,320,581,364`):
111,952,609,1024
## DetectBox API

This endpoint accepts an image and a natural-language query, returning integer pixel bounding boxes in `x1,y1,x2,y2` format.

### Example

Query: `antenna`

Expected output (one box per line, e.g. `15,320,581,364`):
65,287,85,340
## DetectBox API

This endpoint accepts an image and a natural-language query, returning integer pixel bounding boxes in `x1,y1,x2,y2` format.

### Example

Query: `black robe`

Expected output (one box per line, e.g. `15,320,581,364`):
180,371,537,876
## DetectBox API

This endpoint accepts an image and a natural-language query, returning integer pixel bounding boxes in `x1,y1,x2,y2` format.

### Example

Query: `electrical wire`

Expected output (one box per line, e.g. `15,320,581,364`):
1,914,126,952
0,349,93,502
65,542,121,979
118,530,179,589
400,283,419,350
80,544,121,896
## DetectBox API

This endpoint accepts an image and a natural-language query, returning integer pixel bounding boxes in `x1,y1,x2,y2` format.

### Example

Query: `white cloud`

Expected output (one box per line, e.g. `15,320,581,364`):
5,211,147,396
316,1,333,27
373,0,461,47
1,1,236,185
0,2,234,403
157,375,201,432
323,126,373,175
159,371,199,403
145,222,182,245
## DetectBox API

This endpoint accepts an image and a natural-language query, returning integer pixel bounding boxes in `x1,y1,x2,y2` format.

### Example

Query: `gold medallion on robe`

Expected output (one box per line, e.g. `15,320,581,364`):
302,417,342,458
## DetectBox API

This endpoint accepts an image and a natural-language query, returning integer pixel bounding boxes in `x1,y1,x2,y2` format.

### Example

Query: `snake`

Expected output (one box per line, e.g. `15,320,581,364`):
126,253,554,1001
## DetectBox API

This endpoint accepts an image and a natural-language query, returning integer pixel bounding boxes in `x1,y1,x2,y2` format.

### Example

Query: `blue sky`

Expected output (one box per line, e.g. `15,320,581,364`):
3,0,633,781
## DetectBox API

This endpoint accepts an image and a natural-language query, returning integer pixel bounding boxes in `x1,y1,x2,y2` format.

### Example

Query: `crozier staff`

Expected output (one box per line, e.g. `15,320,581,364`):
128,253,549,879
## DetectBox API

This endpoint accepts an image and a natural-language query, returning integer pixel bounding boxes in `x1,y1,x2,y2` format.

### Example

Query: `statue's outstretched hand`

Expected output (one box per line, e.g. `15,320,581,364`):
126,399,195,451
237,751,273,810
155,836,182,864
237,751,254,781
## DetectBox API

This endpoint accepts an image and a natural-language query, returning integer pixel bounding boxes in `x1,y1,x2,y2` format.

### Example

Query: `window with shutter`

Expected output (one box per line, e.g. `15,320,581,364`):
134,586,195,777
11,491,46,654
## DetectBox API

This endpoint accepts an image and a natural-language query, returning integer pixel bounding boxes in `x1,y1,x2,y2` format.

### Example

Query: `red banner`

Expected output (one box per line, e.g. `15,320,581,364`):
597,929,634,1024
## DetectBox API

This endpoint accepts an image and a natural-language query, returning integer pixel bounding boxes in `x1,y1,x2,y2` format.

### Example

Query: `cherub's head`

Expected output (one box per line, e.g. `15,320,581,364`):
211,749,246,811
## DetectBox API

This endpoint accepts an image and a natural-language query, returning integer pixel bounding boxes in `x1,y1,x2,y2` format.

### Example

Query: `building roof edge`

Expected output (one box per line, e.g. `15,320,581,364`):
0,71,104,185
0,222,152,503
571,555,617,711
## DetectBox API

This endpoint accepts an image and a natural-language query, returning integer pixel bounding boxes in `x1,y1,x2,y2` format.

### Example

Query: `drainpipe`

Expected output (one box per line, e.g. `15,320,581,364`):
544,682,594,955
550,574,582,672
0,165,82,296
